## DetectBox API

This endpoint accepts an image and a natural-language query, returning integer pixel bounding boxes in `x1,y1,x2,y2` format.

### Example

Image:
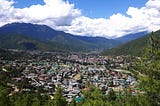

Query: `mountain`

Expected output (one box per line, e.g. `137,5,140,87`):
0,23,121,52
115,31,148,44
75,36,119,49
101,30,160,56
0,33,56,51
0,23,66,41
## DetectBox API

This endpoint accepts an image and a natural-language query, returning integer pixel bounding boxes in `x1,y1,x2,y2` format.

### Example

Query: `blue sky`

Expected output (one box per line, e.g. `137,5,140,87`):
1,0,160,38
14,0,45,8
69,0,148,18
14,0,147,18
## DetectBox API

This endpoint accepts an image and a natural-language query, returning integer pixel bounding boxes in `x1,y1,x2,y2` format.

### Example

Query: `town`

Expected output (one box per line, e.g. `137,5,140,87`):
0,49,138,103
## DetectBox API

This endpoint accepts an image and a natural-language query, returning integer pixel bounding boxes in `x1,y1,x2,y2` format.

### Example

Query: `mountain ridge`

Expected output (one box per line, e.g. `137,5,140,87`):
0,23,121,52
0,22,150,52
115,31,148,44
101,30,160,56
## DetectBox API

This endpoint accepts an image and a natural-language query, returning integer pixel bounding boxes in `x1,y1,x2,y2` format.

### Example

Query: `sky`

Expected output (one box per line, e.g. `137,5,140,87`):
0,0,160,38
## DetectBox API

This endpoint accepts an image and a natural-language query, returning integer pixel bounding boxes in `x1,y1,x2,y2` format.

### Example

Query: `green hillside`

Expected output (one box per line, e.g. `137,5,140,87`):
102,30,160,56
0,34,56,51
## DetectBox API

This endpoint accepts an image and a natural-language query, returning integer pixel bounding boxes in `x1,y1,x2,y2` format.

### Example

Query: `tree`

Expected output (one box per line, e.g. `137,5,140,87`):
53,86,67,106
107,89,116,101
136,31,160,106
32,97,40,106
0,86,10,106
81,85,110,106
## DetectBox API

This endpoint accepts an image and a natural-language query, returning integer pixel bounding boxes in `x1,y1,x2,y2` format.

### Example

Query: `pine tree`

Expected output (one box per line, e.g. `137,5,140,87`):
53,86,67,106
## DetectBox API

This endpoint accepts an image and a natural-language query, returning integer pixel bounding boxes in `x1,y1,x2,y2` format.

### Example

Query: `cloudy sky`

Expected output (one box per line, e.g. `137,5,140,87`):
0,0,160,38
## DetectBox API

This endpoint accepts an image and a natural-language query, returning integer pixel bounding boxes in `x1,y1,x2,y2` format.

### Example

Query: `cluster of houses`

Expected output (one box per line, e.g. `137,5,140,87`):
0,50,138,102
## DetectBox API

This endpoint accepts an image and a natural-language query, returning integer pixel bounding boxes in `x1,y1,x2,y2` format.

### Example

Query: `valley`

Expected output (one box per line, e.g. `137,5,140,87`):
0,23,159,106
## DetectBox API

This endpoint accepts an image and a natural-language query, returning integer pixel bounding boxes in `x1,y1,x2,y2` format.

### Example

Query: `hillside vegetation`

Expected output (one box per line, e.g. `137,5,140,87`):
102,30,160,56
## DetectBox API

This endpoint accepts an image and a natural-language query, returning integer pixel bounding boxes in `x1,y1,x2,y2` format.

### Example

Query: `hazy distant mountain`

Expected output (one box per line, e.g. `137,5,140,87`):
115,31,148,44
0,23,121,52
102,30,160,56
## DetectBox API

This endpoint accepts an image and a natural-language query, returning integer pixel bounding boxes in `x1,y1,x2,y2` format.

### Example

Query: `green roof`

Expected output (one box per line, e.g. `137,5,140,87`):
75,97,83,103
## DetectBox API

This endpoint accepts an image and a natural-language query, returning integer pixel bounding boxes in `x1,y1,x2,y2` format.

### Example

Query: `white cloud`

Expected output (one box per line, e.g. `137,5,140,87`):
62,0,160,38
0,0,160,38
0,0,81,27
146,0,160,9
0,0,15,26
